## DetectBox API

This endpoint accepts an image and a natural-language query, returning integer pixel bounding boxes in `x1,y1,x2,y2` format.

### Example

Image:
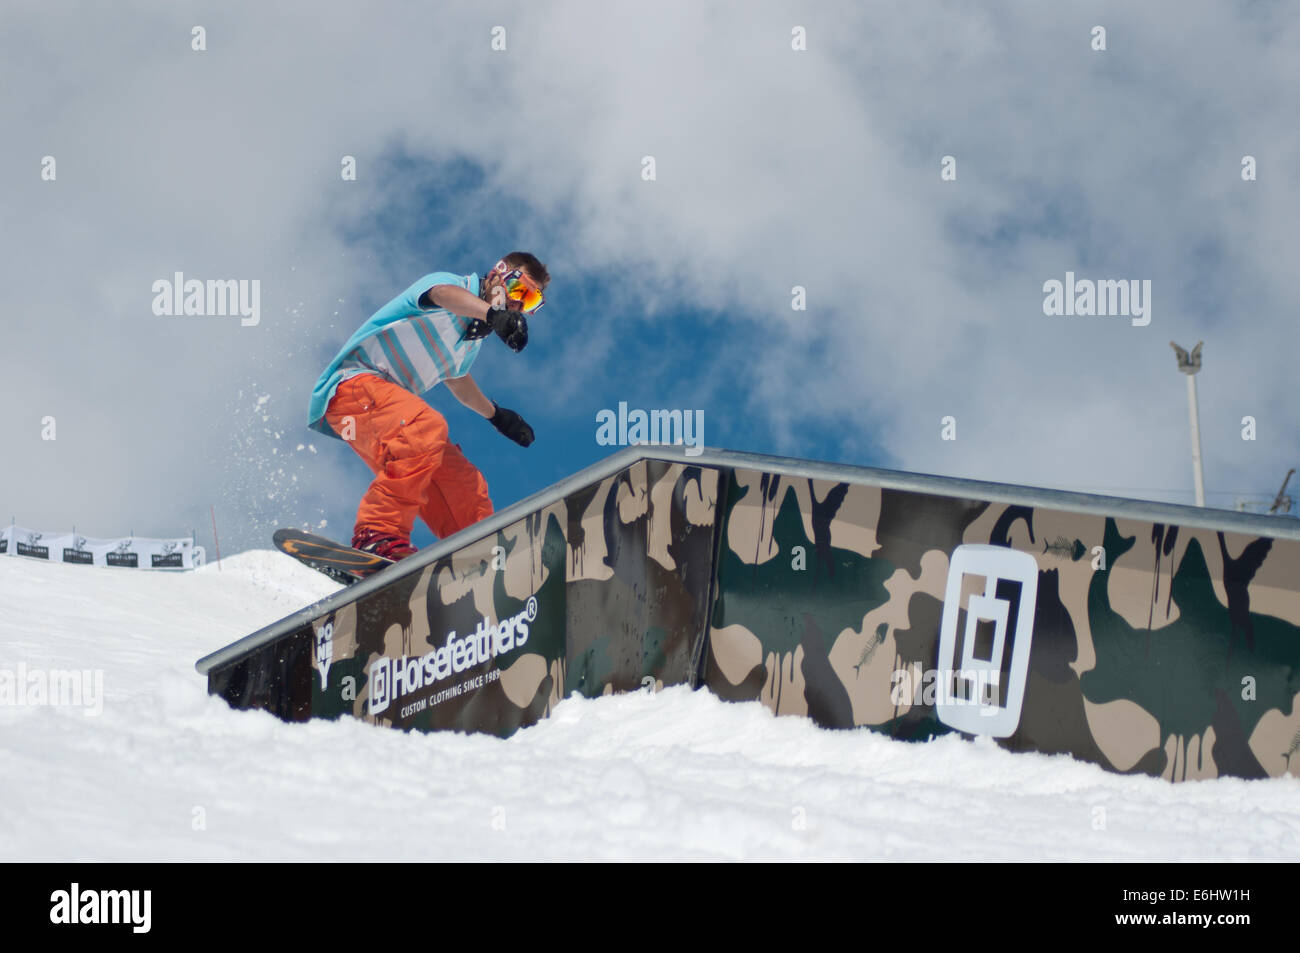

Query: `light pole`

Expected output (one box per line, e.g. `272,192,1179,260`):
1170,341,1205,507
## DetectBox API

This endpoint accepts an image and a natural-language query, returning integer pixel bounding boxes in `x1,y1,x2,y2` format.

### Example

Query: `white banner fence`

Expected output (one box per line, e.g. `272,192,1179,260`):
0,524,205,570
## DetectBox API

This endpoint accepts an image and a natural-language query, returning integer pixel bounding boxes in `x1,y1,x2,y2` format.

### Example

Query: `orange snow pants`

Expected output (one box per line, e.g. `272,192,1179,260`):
325,374,493,541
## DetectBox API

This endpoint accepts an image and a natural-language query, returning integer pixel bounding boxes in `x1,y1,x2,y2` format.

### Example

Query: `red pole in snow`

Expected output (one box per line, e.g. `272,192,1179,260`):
210,505,222,571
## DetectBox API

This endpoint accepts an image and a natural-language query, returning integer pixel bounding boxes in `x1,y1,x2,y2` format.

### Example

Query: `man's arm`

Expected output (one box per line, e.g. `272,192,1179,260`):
423,282,529,352
421,284,492,319
445,373,535,447
443,373,495,418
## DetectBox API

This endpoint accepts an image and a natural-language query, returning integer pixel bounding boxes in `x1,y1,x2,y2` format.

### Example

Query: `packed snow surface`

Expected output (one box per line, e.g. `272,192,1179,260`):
1,551,1298,861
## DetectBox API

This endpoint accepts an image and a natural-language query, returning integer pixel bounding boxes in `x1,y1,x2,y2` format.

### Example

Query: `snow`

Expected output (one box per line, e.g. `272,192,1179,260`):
1,551,1298,861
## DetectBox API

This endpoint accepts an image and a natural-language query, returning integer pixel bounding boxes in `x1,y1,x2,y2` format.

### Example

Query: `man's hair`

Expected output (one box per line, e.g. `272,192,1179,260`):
502,251,549,288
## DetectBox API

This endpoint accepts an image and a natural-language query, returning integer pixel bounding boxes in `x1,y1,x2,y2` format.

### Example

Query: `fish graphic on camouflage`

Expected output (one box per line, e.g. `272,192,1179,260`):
1041,535,1086,561
854,623,889,675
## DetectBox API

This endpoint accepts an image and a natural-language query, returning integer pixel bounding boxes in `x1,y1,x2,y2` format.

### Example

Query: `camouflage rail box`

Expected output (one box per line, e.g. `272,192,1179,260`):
199,448,1300,780
207,459,720,736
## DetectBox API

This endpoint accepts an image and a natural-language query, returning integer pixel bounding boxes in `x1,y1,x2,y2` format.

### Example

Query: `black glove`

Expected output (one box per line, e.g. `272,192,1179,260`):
489,402,534,447
465,308,528,352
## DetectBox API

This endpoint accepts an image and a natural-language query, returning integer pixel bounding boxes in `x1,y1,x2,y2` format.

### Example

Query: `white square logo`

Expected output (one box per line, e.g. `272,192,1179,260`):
936,545,1038,737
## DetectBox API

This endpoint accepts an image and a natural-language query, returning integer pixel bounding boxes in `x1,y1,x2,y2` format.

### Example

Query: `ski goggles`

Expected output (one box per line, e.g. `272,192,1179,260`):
501,269,545,314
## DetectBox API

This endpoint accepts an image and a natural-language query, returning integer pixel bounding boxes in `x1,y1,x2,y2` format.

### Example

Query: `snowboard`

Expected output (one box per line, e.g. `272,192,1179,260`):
272,528,394,585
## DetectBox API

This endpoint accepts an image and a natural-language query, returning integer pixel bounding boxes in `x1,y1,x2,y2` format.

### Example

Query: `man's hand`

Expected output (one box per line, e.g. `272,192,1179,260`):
489,402,534,447
464,307,528,351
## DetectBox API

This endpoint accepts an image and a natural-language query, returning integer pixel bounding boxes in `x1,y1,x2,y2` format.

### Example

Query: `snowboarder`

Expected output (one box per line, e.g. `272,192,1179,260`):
307,252,548,560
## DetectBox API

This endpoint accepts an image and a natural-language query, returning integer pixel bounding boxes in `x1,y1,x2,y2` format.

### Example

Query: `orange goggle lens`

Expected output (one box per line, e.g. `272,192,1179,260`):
503,271,544,313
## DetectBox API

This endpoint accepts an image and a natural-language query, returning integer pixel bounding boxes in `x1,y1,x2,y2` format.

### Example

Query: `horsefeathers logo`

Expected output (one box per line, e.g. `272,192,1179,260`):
934,545,1038,737
314,621,334,690
369,597,538,716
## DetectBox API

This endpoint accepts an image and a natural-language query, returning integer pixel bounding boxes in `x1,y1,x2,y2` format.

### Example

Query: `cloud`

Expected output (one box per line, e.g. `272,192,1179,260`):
3,1,1298,557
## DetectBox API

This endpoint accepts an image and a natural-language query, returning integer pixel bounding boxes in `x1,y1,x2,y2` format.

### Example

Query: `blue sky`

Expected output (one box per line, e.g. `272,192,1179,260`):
3,1,1298,556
